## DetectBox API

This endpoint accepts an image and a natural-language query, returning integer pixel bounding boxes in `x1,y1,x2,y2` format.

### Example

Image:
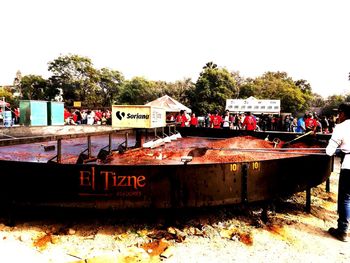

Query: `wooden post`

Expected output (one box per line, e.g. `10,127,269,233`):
108,133,112,153
87,136,92,158
57,139,62,163
125,132,128,149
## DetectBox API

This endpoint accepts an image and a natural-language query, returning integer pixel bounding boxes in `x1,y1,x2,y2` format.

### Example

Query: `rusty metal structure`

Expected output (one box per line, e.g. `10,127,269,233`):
0,126,333,211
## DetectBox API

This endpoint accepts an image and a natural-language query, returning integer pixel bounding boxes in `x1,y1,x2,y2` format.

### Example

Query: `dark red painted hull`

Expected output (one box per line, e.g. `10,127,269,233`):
0,126,333,209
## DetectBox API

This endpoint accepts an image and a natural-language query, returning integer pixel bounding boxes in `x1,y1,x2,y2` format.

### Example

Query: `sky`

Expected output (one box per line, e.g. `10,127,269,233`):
0,0,349,98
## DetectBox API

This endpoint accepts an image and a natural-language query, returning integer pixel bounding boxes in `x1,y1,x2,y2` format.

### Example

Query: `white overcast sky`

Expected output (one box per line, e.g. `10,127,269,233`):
0,0,349,98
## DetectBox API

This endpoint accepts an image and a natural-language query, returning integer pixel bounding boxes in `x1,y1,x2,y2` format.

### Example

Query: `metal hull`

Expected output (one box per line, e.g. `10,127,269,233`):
0,153,332,209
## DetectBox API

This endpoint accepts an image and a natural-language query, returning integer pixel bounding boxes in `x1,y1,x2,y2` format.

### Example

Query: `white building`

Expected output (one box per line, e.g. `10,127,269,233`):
226,96,280,115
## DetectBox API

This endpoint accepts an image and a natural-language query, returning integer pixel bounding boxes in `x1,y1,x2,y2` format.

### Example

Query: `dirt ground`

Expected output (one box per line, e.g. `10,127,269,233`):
0,157,349,263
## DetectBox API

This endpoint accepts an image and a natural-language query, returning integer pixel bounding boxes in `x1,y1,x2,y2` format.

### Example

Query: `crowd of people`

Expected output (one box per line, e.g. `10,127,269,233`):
167,109,337,134
168,110,258,131
0,106,339,135
283,112,335,134
64,108,112,125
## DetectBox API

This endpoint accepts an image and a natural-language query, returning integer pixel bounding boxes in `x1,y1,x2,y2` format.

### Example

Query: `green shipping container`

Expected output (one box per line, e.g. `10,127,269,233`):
47,102,64,125
19,100,48,126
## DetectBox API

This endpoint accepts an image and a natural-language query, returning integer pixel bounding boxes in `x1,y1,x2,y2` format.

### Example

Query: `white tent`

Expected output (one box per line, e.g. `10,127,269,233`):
145,95,191,113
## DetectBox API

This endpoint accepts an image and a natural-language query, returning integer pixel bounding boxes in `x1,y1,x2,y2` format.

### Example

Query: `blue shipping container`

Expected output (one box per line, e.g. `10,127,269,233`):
19,100,48,126
47,102,64,125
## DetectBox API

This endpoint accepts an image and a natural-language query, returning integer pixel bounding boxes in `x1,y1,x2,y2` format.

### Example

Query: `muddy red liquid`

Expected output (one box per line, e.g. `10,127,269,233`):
0,136,323,165
103,136,323,165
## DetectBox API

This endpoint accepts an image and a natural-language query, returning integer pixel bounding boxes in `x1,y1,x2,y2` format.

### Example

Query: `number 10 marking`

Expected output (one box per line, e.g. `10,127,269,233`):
230,164,237,172
252,162,260,170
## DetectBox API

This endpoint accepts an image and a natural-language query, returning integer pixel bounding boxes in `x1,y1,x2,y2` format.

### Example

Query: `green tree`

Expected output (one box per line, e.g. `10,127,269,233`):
310,93,326,108
234,76,256,99
164,78,194,106
0,87,14,107
251,72,312,114
321,94,346,116
48,54,99,107
190,62,237,115
97,68,124,106
119,77,157,105
294,79,312,95
19,75,53,100
150,80,169,99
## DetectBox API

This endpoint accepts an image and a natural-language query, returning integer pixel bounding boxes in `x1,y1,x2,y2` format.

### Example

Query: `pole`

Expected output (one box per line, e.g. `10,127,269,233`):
1,97,5,127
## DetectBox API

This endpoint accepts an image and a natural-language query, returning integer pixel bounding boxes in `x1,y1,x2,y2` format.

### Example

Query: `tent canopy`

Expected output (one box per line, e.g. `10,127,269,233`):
146,95,191,113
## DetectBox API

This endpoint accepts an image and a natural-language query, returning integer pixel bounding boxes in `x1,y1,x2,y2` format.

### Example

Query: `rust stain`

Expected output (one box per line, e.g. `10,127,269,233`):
265,224,292,242
33,233,52,250
266,224,283,235
238,232,254,246
141,240,169,257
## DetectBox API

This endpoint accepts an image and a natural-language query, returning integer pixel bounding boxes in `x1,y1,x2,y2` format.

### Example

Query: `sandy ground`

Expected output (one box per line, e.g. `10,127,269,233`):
0,157,349,263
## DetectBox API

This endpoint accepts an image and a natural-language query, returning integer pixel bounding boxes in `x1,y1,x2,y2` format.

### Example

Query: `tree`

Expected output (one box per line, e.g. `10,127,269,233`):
0,87,14,107
163,78,194,106
97,68,124,106
229,71,245,98
190,62,237,115
321,94,347,116
310,93,325,108
20,75,53,100
294,79,312,95
251,72,312,114
48,54,100,107
118,77,157,105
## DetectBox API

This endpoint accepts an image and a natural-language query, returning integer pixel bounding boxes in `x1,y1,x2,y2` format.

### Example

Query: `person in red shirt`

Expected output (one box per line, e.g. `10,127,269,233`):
242,112,256,131
64,108,72,124
210,110,223,128
304,113,318,133
176,110,188,127
190,113,198,127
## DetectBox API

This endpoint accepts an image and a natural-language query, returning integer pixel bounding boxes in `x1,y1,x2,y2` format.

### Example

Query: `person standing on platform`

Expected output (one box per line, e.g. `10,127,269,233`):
222,110,231,130
326,103,350,242
184,110,191,127
296,114,307,133
190,113,198,127
242,112,256,131
210,110,223,129
204,113,211,128
305,112,318,133
176,110,188,127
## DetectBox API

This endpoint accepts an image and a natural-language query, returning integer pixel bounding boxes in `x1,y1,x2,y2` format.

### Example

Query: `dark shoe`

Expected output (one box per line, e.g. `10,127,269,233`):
328,227,348,242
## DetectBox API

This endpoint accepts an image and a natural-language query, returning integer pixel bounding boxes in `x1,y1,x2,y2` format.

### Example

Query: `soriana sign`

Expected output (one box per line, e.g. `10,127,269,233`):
112,105,166,128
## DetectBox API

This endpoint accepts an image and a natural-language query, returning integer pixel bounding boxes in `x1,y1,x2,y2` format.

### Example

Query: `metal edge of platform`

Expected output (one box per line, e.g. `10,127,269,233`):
0,126,134,147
